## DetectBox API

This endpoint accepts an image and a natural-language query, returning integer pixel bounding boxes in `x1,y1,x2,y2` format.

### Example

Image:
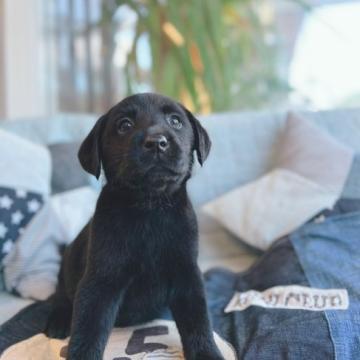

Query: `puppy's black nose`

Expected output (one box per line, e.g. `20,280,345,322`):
144,134,169,152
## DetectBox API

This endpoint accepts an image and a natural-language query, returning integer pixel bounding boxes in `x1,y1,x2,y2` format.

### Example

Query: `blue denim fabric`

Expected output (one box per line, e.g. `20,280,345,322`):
291,211,360,359
205,238,334,360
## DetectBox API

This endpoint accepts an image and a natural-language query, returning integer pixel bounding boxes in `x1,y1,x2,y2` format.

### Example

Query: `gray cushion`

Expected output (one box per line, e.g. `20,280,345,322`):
48,142,89,194
0,114,97,145
189,108,360,206
2,108,360,205
197,211,259,272
341,154,360,199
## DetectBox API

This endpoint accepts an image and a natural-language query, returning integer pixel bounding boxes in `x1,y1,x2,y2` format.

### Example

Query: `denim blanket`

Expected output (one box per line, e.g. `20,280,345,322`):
205,203,360,359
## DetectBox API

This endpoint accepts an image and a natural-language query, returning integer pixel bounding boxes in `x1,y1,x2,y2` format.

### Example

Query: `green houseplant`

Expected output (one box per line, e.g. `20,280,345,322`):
104,0,305,113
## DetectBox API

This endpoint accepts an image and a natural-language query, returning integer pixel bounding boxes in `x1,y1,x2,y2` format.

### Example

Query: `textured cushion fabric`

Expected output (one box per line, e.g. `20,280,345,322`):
203,113,354,250
3,202,66,300
188,111,285,206
0,319,236,360
188,108,360,206
197,212,259,272
3,187,98,300
48,142,90,194
0,129,51,283
204,202,360,359
50,187,98,242
0,188,44,263
275,112,354,193
1,109,360,206
341,154,360,199
203,169,339,250
0,129,51,195
0,114,97,145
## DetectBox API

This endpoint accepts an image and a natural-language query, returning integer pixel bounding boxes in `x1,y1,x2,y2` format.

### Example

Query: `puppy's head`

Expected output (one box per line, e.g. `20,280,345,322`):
78,93,211,192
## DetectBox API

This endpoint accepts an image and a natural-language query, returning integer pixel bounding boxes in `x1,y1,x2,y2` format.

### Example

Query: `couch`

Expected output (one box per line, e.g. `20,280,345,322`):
1,107,360,352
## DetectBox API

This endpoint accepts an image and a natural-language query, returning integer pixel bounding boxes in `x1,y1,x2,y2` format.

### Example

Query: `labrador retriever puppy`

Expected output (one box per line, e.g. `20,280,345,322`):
44,93,224,360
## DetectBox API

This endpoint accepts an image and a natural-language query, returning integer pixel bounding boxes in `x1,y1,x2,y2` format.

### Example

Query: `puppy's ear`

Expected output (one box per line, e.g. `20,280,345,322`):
78,115,107,179
182,107,211,166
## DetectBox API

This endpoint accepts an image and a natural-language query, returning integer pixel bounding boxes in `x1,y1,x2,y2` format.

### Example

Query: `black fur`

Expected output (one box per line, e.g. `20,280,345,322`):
45,93,223,360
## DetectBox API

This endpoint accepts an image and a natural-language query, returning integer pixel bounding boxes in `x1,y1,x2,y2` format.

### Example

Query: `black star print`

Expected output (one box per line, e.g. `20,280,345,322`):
0,186,44,262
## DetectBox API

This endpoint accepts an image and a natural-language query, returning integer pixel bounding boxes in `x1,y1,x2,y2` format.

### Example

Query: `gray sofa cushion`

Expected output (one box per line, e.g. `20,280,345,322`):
2,108,360,205
48,142,89,194
0,114,96,145
189,108,360,206
202,112,355,250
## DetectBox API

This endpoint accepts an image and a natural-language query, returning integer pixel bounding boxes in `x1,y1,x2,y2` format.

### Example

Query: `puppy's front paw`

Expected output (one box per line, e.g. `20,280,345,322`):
44,308,71,339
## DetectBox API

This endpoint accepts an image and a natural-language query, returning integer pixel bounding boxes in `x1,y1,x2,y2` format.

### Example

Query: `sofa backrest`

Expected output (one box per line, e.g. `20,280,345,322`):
190,108,360,205
2,108,360,206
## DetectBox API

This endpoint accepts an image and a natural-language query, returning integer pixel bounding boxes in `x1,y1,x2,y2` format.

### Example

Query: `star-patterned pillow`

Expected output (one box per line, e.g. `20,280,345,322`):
0,128,51,289
0,187,44,263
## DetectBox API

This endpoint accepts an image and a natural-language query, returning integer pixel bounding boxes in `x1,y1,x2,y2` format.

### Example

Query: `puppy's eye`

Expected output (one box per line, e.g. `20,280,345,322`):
167,114,183,129
117,118,134,134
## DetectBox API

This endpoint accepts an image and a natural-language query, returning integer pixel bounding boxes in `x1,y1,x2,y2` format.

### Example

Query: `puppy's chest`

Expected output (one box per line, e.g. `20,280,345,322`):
120,210,190,262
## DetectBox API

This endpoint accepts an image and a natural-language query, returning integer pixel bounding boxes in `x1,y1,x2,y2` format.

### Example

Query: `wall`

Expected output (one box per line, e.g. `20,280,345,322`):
0,0,6,117
0,0,47,119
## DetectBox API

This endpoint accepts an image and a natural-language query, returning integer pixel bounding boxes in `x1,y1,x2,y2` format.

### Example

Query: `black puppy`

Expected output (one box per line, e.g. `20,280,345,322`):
45,93,224,360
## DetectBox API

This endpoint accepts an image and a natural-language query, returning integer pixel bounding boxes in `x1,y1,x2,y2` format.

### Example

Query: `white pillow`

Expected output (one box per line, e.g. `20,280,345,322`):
0,129,51,195
203,113,354,250
0,130,51,272
3,187,98,300
51,187,98,242
203,169,338,250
